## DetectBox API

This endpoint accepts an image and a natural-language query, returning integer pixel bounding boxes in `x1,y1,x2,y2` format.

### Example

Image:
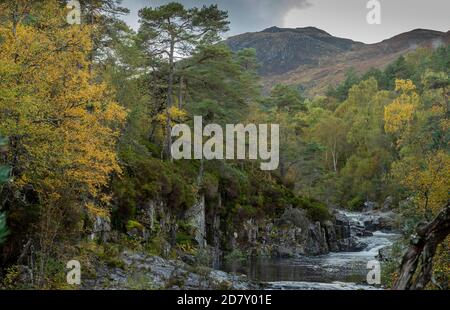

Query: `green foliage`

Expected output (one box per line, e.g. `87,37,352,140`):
262,84,305,113
326,69,361,101
224,249,247,265
126,220,145,232
176,222,195,246
112,151,197,230
295,197,331,222
1,0,449,290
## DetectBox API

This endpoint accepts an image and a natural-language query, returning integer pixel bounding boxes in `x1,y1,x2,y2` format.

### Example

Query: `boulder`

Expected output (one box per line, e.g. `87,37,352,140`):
363,211,398,232
337,236,368,252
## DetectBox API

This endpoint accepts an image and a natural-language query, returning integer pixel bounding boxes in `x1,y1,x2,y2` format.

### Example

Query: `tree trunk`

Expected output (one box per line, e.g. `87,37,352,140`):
164,40,175,160
178,75,184,109
393,202,450,290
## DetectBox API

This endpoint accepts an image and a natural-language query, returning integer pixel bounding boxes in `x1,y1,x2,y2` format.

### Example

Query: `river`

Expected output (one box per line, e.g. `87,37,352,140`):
222,211,399,290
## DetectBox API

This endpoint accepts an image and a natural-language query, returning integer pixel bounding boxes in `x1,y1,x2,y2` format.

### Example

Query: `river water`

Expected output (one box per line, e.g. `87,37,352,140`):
223,211,399,290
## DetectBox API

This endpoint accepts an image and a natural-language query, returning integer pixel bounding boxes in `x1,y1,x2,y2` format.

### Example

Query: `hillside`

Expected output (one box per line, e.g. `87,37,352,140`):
225,27,450,94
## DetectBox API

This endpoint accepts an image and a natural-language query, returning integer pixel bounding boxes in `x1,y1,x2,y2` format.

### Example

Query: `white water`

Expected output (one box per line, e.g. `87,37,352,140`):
263,211,399,290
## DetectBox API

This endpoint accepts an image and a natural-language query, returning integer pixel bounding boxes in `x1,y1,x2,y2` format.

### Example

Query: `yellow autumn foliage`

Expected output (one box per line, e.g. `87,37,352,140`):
156,106,188,125
384,79,420,136
392,151,450,215
0,1,127,210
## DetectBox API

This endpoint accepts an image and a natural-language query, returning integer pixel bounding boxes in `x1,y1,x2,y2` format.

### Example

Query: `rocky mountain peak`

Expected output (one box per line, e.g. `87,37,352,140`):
224,27,449,94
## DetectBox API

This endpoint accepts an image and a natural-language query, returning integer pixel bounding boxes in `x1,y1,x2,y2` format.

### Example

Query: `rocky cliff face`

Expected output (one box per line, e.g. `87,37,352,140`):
225,27,450,94
226,26,358,76
230,207,373,257
90,195,398,269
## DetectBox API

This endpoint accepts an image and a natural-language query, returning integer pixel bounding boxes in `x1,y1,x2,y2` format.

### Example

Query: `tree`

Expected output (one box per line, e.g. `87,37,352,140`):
0,1,126,270
311,114,347,173
185,45,260,124
263,84,305,113
138,2,229,158
393,203,450,290
76,0,129,72
258,85,305,180
384,80,420,140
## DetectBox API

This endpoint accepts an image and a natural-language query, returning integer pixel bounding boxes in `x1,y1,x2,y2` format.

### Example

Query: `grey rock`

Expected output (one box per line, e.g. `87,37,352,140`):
89,215,111,243
339,237,368,252
376,246,393,262
273,245,295,258
323,221,339,252
363,201,378,212
363,211,397,232
305,222,329,255
82,250,260,290
383,196,394,210
185,195,206,247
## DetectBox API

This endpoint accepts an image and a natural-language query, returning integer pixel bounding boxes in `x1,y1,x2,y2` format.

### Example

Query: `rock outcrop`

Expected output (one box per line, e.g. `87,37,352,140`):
82,251,259,290
230,207,377,257
185,195,207,248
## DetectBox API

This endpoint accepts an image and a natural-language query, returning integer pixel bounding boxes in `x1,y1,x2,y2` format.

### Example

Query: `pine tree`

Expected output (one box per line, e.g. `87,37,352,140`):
138,2,229,158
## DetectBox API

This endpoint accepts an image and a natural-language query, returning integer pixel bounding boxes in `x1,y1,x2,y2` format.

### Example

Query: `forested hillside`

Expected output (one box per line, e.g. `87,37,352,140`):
0,1,448,290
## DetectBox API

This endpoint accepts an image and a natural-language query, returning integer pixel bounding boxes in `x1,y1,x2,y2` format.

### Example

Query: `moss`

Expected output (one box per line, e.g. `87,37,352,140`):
224,249,247,265
126,220,145,232
146,236,163,256
174,221,195,246
125,273,155,290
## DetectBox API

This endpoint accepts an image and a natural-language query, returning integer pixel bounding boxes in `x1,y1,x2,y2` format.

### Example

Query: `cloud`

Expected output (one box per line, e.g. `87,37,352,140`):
121,0,312,36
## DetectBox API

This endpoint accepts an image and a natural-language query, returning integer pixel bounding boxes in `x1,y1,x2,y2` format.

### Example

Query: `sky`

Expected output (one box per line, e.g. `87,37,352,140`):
120,0,450,44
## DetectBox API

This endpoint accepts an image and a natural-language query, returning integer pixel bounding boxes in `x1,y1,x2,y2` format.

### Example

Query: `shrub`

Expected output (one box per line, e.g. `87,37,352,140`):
297,197,331,222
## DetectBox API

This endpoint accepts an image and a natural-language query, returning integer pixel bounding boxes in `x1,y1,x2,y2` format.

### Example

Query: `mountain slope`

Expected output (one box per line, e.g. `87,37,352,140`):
225,27,450,95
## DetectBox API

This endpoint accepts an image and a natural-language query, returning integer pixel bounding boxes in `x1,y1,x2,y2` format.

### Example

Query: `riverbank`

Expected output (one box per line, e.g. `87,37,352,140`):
79,210,399,290
221,210,400,289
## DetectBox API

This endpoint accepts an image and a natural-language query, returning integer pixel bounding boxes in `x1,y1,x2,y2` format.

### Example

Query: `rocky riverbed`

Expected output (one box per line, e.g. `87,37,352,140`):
223,210,400,290
82,209,399,290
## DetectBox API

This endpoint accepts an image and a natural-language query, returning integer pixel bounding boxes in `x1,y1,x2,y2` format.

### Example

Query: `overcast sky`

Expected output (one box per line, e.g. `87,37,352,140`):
120,0,450,43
